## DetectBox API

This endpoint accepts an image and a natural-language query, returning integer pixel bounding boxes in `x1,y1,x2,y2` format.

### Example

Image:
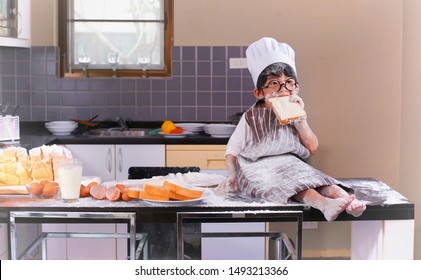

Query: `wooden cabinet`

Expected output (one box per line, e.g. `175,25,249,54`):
42,144,165,260
166,144,227,170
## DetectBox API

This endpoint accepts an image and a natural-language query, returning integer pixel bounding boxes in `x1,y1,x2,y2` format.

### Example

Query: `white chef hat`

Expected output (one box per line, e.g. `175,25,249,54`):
246,37,297,87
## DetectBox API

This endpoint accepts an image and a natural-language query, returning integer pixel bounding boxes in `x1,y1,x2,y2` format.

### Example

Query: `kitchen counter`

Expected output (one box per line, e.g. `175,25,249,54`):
15,121,230,149
0,178,415,260
0,178,413,221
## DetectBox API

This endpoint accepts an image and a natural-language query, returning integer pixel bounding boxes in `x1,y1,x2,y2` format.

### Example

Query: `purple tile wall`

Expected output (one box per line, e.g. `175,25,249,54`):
0,46,256,122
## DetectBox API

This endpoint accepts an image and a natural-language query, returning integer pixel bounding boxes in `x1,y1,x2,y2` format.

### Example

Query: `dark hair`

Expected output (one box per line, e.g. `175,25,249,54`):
256,62,298,89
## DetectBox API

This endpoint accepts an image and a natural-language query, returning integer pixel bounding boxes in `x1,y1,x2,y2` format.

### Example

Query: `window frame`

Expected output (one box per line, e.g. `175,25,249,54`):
58,0,173,78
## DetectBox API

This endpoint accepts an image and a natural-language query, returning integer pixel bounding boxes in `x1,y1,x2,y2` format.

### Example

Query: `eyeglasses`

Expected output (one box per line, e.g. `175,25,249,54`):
260,78,298,93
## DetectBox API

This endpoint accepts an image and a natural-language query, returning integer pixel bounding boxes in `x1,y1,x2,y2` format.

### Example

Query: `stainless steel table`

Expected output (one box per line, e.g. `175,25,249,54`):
0,178,415,260
8,211,145,260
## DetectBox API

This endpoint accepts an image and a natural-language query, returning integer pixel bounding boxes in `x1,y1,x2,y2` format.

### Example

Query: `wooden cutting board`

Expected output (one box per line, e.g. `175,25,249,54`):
0,185,28,195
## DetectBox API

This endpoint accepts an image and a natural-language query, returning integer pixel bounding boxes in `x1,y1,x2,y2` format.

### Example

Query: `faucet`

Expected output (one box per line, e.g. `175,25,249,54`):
116,117,128,130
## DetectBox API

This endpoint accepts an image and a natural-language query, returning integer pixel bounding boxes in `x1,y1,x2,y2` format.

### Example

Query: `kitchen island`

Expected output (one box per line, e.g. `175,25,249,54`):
0,177,414,260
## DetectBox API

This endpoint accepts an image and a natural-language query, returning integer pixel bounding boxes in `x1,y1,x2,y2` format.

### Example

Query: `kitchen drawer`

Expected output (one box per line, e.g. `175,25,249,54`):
166,145,227,170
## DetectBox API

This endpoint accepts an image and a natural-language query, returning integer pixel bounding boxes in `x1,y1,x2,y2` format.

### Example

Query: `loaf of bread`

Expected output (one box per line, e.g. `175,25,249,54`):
29,145,73,181
0,145,73,185
268,96,307,125
0,147,31,185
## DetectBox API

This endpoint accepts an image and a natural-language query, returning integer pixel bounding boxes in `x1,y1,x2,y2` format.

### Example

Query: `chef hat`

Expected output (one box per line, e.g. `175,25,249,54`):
246,37,297,87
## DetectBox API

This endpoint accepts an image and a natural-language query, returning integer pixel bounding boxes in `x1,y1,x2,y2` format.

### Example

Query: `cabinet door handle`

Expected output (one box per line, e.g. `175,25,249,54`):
117,147,123,173
106,147,113,173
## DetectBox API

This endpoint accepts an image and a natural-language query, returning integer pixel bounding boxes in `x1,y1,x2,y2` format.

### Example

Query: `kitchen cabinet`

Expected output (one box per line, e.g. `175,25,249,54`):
166,144,266,260
0,0,31,48
166,144,227,171
65,144,165,180
42,144,165,260
0,223,7,259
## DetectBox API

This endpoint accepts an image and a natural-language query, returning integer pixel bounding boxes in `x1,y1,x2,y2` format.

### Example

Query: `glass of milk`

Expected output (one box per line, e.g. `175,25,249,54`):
57,159,82,202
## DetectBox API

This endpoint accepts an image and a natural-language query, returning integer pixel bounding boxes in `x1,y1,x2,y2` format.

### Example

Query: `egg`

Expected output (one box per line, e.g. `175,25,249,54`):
87,181,98,190
42,182,59,198
40,179,51,186
28,182,43,196
80,184,90,197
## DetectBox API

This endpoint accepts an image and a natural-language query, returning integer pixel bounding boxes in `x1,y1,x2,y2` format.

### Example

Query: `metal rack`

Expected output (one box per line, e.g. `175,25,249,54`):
9,211,147,260
177,210,303,260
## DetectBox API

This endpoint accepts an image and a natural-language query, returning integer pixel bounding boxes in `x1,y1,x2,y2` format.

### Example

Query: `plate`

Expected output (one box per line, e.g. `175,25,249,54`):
210,134,232,138
141,188,212,206
158,131,193,138
175,123,205,133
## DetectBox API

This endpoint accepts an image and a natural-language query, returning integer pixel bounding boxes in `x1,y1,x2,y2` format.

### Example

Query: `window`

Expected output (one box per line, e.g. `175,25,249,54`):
58,0,173,78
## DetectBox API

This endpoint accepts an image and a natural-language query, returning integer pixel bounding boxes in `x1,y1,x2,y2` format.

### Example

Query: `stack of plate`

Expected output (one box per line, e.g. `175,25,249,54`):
175,123,205,134
45,121,78,136
204,123,236,138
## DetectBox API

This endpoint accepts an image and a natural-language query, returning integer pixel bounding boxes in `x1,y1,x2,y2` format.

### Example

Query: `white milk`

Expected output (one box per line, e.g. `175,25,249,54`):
58,164,82,202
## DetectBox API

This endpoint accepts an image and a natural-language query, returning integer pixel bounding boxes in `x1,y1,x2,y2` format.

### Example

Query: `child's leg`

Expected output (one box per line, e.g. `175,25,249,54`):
293,189,354,222
317,185,366,217
317,185,349,198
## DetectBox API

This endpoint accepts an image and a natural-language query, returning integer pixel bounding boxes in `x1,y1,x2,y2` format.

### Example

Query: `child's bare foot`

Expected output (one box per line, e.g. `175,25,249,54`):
322,196,354,221
346,196,366,217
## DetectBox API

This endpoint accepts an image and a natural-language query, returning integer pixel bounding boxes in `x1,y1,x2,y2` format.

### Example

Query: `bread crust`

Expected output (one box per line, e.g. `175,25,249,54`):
268,96,307,125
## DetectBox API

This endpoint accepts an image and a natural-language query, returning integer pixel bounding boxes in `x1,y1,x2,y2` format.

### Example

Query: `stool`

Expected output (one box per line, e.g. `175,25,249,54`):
9,211,145,260
176,210,303,260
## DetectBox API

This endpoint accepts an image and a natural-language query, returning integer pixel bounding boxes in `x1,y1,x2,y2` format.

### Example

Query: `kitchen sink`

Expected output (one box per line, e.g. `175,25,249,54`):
88,128,151,137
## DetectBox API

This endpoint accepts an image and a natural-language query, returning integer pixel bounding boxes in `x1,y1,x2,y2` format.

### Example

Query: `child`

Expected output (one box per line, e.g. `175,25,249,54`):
223,37,366,221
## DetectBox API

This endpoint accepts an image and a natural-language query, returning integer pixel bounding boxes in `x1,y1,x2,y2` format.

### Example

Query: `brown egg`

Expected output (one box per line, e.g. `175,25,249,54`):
80,184,90,197
40,179,51,186
42,182,59,198
28,182,43,196
121,192,131,201
87,181,98,190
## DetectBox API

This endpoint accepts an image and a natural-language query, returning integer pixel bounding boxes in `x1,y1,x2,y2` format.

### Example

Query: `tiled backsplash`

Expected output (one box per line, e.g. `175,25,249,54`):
0,46,256,122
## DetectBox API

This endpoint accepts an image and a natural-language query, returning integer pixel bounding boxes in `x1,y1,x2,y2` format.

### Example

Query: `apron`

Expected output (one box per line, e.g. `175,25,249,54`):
236,101,348,204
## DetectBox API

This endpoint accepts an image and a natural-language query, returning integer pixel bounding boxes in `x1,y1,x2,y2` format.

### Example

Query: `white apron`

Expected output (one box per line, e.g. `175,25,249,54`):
236,101,349,204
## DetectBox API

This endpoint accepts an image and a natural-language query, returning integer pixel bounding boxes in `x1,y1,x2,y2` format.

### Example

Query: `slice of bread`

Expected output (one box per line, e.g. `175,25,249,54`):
268,96,307,125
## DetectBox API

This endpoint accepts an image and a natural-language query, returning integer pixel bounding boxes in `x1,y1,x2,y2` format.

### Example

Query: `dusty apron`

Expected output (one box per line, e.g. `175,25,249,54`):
236,101,348,204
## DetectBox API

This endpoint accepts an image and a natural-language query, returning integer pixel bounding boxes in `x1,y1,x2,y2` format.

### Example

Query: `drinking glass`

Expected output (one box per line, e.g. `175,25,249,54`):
78,54,91,77
108,52,119,77
57,159,83,202
137,52,151,77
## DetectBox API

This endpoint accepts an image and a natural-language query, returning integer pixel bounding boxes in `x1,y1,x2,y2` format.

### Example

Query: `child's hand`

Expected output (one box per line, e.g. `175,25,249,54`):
226,154,239,192
227,173,238,192
290,95,305,109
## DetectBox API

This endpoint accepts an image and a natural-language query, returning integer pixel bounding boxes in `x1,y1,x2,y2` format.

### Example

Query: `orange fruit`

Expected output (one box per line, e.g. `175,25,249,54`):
28,182,43,196
80,184,90,197
42,182,59,198
161,120,176,133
